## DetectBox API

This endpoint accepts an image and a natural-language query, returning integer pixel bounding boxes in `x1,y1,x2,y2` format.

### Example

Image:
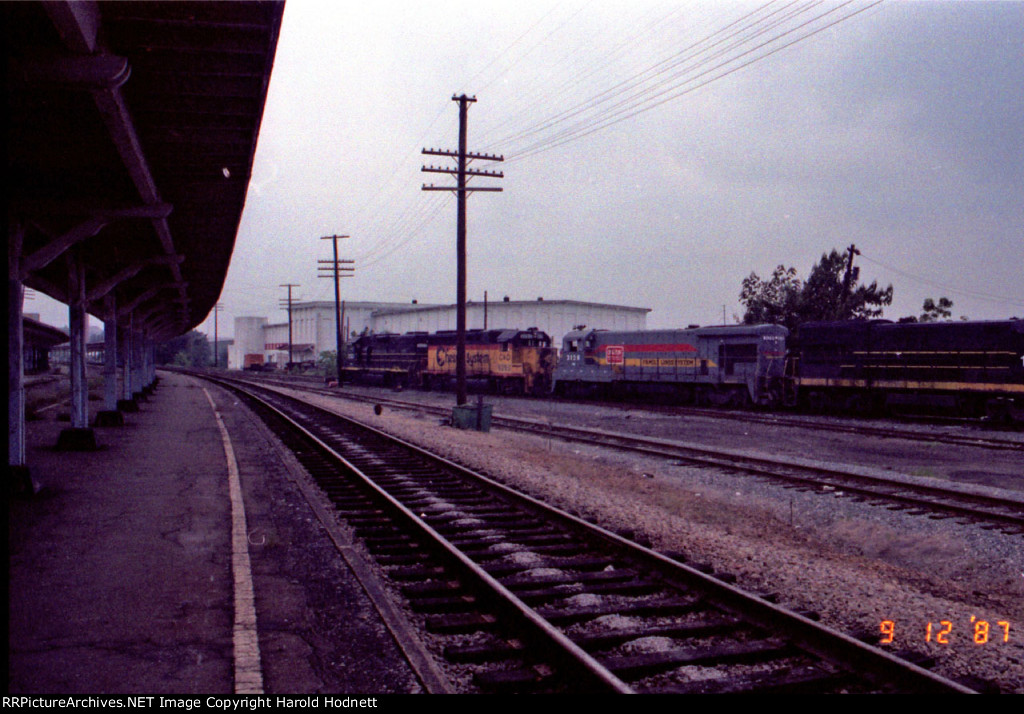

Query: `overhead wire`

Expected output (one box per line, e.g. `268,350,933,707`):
325,2,886,294
859,253,1024,309
508,1,883,163
484,0,790,152
477,1,690,144
354,2,749,269
346,3,575,269
457,0,581,98
348,2,786,264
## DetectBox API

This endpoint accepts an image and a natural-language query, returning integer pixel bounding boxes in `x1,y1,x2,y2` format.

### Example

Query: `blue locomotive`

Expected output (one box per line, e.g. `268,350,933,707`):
552,324,788,407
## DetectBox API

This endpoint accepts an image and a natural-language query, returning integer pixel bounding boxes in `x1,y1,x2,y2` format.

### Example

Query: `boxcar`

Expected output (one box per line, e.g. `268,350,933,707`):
788,319,1024,419
552,324,788,406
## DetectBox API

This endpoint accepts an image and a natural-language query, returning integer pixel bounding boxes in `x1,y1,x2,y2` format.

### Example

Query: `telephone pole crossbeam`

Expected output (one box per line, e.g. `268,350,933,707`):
421,95,504,406
421,166,504,179
422,185,503,192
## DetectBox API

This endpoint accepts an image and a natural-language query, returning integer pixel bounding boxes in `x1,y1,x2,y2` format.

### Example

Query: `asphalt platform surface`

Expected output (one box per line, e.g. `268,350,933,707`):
7,371,422,694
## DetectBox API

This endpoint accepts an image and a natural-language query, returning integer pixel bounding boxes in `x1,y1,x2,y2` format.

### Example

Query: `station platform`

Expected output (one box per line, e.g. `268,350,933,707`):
7,371,423,695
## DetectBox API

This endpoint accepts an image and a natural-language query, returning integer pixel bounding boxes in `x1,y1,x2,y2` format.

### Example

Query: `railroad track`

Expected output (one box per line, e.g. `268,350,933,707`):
496,418,1024,537
609,402,1024,452
219,373,1024,536
201,373,979,694
237,370,1024,452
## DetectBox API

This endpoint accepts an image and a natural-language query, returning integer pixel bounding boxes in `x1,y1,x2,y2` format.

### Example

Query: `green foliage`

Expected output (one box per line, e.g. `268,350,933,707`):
740,248,893,329
899,297,957,323
317,350,337,376
155,330,211,367
739,265,803,330
920,296,954,322
800,249,893,322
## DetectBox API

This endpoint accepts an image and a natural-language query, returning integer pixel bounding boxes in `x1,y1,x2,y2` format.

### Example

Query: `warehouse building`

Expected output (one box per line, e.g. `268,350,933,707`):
228,297,650,369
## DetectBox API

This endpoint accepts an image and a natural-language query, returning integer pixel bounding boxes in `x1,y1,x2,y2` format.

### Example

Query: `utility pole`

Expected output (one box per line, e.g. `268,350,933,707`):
212,303,223,368
319,235,354,385
841,244,860,316
279,284,300,368
422,94,503,405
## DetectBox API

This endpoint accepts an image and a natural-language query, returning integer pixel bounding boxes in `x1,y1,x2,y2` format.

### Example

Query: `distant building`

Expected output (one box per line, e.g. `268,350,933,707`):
23,317,69,374
227,297,650,369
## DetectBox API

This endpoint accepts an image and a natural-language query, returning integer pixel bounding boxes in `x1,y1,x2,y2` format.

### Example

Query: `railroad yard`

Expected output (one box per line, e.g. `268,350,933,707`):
12,0,1024,699
216,371,1024,693
14,369,1024,694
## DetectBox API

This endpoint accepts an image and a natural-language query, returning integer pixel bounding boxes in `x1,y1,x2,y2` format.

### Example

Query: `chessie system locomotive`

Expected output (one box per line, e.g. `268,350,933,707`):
343,319,1024,421
347,327,555,395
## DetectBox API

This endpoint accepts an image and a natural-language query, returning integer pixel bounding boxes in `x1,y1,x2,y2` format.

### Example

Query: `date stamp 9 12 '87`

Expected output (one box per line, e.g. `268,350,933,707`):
879,618,1013,646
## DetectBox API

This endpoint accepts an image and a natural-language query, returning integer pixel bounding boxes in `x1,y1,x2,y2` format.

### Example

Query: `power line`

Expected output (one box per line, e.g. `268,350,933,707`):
478,2,691,144
287,2,886,290
859,253,1024,308
507,1,884,163
459,0,581,97
487,0,790,152
344,4,573,268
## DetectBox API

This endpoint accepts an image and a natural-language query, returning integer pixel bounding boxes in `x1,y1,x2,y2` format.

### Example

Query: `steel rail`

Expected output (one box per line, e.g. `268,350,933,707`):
232,370,1024,452
567,399,1024,452
213,376,633,694
198,372,979,694
491,418,1024,533
222,374,1024,534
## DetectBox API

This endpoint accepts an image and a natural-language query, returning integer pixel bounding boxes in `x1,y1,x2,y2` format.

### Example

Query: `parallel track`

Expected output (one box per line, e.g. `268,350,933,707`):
224,373,1024,536
243,371,1024,452
202,373,979,694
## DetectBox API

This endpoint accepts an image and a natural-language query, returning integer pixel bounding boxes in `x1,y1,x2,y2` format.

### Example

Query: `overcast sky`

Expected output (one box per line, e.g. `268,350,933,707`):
31,0,1024,337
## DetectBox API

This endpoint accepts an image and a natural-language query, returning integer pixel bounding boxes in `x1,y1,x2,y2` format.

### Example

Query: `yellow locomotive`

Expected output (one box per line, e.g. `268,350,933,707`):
349,327,555,395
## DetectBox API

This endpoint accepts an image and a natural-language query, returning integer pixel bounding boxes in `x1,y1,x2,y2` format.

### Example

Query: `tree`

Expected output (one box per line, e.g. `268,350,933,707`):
799,249,893,322
739,248,893,329
155,330,210,366
919,297,953,322
899,297,958,323
739,265,803,330
317,350,337,376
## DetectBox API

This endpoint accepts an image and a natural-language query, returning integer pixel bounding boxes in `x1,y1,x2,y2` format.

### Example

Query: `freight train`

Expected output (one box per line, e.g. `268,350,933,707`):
340,319,1024,421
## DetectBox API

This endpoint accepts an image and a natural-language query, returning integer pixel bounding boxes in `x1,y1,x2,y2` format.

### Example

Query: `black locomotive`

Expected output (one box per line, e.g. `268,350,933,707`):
786,319,1024,420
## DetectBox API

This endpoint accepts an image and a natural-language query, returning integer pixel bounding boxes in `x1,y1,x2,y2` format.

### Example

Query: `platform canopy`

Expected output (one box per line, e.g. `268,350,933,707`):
6,0,285,340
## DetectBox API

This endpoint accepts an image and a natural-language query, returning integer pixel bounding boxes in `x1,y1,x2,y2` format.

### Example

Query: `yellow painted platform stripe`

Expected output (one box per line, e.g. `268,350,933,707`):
203,388,264,695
